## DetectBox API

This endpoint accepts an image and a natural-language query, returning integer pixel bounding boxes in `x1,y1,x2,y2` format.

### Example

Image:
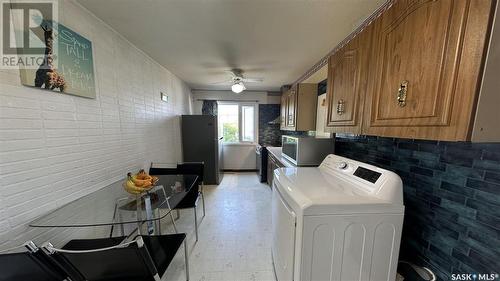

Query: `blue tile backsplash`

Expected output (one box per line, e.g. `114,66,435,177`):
334,135,500,280
318,79,327,96
258,104,282,146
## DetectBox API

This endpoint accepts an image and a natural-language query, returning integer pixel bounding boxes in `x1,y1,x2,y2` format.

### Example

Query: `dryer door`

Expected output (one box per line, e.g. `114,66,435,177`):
272,186,297,281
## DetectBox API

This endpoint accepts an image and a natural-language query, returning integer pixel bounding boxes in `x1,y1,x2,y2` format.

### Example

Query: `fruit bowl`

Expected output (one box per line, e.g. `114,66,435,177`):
123,170,159,195
123,182,152,195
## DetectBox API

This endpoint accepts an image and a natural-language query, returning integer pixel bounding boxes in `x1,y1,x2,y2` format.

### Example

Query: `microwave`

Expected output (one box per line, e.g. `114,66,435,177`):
281,135,335,166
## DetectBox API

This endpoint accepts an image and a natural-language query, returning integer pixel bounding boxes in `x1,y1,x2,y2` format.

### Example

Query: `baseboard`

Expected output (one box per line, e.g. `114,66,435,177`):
222,169,258,172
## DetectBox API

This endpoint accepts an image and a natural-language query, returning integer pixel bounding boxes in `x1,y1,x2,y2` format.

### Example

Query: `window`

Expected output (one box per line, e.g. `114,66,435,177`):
218,103,257,143
241,105,255,142
219,104,239,142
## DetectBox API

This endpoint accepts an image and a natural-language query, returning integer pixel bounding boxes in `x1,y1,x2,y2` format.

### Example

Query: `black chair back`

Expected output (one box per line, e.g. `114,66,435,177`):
0,251,67,281
141,234,186,276
150,162,203,208
177,162,204,183
149,167,178,175
47,237,158,281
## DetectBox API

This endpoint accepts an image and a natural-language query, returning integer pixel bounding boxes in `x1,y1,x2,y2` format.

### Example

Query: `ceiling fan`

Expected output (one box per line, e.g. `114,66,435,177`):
211,69,264,93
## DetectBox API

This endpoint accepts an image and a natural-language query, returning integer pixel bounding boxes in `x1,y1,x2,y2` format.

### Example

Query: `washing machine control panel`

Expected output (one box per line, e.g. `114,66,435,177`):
319,154,402,195
353,166,382,183
337,161,348,170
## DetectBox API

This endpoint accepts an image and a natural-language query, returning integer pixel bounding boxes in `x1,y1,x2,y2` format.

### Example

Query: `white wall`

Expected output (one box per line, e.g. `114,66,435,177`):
222,144,258,170
267,94,282,105
191,90,279,114
0,0,192,250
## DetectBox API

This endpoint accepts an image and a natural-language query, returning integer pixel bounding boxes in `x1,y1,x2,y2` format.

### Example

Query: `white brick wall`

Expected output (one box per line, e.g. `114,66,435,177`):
0,0,192,250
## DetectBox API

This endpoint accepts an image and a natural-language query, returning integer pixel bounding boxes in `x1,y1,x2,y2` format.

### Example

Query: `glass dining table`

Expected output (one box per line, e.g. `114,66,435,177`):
29,174,198,236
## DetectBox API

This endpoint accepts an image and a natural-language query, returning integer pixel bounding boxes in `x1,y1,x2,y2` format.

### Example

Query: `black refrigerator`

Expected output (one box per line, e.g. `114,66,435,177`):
181,115,223,184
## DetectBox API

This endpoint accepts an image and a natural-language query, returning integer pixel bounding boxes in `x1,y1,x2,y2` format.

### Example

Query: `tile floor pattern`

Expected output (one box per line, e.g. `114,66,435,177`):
162,172,276,281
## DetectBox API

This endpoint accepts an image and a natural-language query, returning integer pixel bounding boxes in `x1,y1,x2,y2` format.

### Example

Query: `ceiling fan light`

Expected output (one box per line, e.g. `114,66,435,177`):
231,82,245,93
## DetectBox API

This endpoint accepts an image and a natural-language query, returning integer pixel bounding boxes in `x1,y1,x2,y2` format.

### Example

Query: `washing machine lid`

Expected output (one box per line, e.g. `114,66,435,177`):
273,154,404,216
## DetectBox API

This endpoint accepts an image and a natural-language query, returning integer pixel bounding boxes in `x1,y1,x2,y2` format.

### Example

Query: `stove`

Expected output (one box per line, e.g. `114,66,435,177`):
256,144,268,183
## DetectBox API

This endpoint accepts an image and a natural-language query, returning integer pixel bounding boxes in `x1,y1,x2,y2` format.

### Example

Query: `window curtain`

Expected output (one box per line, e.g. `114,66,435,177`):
202,100,218,116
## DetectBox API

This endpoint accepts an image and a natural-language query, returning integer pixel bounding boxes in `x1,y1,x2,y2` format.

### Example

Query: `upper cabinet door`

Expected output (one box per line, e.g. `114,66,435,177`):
326,42,359,126
325,26,371,133
368,0,471,127
280,92,288,130
286,87,297,128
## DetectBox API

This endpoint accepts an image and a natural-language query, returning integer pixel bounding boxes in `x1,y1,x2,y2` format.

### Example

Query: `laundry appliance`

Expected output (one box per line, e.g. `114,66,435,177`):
271,154,404,281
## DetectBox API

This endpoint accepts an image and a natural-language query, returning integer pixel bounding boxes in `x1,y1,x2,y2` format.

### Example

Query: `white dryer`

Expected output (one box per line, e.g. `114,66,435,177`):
271,154,404,281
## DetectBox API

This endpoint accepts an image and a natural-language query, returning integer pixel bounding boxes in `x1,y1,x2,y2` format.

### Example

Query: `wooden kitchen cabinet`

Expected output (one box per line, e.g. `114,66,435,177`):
325,24,373,134
286,86,297,128
281,83,317,131
280,90,288,130
362,0,495,141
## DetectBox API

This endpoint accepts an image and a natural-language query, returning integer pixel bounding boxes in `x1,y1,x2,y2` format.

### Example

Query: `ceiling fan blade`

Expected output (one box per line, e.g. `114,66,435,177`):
242,78,264,83
225,70,238,78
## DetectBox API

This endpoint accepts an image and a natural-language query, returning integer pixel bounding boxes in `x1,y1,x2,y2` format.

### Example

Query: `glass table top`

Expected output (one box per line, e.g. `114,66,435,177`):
29,174,198,228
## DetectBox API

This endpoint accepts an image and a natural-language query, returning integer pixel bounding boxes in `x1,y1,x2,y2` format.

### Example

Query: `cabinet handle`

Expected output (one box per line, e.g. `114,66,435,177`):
336,99,345,115
397,81,408,107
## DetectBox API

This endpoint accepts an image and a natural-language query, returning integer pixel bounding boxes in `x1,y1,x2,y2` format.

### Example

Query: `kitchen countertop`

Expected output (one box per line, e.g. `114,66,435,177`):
266,147,296,168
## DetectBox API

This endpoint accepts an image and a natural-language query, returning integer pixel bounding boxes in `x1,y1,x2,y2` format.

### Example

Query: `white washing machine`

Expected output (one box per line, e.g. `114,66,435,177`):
271,154,404,281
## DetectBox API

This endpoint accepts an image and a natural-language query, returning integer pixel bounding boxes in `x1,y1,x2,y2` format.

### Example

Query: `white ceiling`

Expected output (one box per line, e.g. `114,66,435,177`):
77,0,385,91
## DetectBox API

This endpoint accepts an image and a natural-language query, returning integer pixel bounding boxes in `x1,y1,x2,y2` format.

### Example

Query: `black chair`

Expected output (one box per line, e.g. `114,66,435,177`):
150,162,206,242
148,165,178,176
177,162,206,219
43,234,188,281
0,241,69,281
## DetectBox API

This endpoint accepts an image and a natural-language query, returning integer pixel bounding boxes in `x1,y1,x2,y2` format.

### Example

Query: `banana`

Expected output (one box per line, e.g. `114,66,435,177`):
131,175,151,187
125,179,143,194
123,172,152,195
136,169,153,181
